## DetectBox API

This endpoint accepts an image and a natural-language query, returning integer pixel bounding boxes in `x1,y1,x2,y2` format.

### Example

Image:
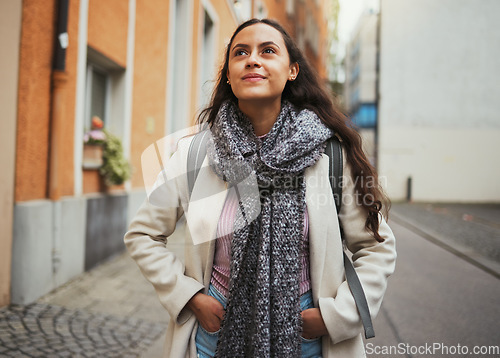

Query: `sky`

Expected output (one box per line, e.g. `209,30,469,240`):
333,0,379,82
338,0,379,43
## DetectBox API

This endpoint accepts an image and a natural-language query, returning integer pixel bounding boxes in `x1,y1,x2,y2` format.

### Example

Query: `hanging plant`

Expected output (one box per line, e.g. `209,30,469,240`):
99,129,131,186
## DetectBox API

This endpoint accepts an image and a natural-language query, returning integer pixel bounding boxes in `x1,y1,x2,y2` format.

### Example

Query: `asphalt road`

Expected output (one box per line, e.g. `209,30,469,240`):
366,220,500,358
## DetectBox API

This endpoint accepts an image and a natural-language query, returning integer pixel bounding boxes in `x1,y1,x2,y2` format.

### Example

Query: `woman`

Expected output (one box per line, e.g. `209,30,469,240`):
124,18,396,358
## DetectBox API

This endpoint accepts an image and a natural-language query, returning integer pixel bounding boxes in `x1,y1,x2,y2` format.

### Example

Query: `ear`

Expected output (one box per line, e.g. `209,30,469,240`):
289,63,299,80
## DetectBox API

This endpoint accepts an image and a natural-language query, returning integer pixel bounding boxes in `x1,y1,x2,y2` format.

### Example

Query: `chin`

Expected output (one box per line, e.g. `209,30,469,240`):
235,92,279,102
238,97,280,106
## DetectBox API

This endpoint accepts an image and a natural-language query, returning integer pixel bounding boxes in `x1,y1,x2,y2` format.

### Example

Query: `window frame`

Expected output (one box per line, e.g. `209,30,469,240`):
84,62,111,132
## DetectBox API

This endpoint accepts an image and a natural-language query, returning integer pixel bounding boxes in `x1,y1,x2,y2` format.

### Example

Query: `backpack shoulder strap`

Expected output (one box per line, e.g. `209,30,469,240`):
324,136,343,213
324,136,375,339
187,130,210,199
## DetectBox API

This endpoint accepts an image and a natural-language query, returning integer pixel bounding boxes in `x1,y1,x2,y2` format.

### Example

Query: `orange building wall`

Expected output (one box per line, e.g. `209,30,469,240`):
16,0,87,201
265,0,295,37
58,0,81,197
304,0,327,81
190,0,201,126
82,169,102,193
259,0,329,82
15,0,57,202
264,1,281,21
130,0,170,188
87,0,128,68
316,0,328,81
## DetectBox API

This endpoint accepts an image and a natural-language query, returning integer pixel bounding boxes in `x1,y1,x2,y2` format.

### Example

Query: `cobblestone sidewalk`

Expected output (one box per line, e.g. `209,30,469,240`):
0,249,174,358
0,303,165,357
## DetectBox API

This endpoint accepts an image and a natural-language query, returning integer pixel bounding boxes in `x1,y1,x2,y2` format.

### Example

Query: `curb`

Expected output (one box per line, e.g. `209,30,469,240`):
391,211,500,280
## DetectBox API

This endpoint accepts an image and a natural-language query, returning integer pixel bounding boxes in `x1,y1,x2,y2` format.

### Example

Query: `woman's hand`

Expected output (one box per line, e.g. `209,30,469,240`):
187,292,225,333
301,308,328,339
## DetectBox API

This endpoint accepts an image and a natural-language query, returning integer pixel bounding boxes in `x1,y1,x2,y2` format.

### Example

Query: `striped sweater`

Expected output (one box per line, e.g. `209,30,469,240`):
210,186,312,297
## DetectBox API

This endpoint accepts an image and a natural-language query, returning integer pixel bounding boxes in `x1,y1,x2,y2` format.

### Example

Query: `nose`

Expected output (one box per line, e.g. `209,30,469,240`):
246,51,261,68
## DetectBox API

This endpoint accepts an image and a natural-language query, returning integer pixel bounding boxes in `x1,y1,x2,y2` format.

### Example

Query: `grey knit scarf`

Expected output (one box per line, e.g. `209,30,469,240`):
207,100,333,357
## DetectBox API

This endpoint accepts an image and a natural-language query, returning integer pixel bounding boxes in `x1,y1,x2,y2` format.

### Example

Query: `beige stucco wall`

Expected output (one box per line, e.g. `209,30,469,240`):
379,127,500,202
0,0,22,306
379,0,500,202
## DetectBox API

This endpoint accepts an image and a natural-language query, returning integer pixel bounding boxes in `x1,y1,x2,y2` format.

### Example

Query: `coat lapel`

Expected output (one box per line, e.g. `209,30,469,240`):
184,157,228,284
185,157,227,244
305,155,333,298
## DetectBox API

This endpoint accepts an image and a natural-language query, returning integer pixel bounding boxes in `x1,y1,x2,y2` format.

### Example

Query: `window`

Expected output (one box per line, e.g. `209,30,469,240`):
84,46,126,140
85,64,110,131
305,13,319,55
353,103,377,128
286,0,294,16
254,0,267,19
199,7,217,109
169,0,193,133
232,0,252,23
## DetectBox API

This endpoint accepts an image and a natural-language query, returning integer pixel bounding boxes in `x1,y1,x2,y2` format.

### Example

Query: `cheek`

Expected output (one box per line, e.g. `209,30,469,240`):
227,62,237,78
272,65,291,86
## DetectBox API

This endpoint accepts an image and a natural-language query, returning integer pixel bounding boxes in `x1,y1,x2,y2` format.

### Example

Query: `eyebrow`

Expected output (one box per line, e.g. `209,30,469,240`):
231,41,281,51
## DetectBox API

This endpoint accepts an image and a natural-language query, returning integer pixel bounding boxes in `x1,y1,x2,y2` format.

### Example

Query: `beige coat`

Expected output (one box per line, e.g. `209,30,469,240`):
124,135,396,358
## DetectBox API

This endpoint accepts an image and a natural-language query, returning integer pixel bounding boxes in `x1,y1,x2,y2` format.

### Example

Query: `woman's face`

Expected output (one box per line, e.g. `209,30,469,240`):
227,23,299,106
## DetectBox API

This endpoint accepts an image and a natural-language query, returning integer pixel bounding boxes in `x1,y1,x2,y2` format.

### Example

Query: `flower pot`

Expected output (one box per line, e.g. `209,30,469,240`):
82,143,103,169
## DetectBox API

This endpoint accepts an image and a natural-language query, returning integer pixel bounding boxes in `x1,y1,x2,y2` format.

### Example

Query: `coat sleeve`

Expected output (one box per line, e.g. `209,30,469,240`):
318,148,397,344
123,140,205,325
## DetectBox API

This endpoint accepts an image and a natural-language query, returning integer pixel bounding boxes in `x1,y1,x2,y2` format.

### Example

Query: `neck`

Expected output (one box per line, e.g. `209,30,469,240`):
238,98,282,136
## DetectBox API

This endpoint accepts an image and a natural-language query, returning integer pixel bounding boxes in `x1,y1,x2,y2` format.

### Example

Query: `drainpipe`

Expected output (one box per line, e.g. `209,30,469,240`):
48,0,69,201
49,0,70,277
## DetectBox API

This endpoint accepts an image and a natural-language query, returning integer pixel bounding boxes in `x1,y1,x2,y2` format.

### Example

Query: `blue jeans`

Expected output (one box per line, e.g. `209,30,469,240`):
195,284,322,358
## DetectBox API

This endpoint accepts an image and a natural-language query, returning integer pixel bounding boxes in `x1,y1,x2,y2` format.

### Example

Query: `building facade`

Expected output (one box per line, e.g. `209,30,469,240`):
0,0,331,307
343,10,379,165
378,0,500,202
344,11,378,130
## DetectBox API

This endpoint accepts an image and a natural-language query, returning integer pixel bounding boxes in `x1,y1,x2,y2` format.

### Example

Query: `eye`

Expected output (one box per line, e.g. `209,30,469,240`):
234,49,247,56
263,47,276,54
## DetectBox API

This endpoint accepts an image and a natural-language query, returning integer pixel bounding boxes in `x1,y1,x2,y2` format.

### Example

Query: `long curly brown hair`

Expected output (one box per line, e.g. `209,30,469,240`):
197,18,389,242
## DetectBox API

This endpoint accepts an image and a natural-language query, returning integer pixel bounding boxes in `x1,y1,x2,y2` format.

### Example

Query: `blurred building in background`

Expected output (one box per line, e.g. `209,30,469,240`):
0,0,332,307
378,0,500,202
344,9,379,165
343,0,500,202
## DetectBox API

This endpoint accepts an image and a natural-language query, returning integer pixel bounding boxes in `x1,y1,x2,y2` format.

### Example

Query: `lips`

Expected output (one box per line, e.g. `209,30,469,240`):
242,73,266,81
